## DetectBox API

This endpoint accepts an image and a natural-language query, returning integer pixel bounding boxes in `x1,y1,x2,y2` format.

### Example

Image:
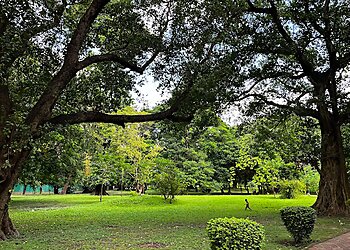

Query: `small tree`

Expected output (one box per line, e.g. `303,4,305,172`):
153,158,183,203
279,180,306,199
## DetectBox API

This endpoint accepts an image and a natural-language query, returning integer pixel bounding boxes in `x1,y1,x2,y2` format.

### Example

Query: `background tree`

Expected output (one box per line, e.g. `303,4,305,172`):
152,157,184,203
198,122,238,194
178,0,350,215
19,126,86,194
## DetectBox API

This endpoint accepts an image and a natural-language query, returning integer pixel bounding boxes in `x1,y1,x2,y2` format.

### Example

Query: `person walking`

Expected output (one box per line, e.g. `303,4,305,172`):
245,199,252,210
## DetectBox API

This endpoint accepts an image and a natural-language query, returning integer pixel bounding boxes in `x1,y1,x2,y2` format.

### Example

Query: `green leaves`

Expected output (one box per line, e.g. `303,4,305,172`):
207,217,265,250
280,206,317,244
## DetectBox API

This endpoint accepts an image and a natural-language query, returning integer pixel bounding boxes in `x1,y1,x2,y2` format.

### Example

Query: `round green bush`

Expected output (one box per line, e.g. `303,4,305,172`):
207,217,265,250
280,206,316,243
279,180,306,199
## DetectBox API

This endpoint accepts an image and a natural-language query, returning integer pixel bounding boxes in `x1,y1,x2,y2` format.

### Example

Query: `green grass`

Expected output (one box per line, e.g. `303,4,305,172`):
0,194,349,249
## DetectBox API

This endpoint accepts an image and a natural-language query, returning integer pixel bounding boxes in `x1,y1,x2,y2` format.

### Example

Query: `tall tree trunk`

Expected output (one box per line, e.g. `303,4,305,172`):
0,149,30,239
61,176,71,194
61,183,69,194
53,185,59,194
313,115,350,215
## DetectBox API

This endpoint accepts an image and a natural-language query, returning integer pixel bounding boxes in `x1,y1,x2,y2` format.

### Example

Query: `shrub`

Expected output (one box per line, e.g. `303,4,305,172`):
280,206,316,244
279,179,306,199
207,217,264,250
152,158,184,203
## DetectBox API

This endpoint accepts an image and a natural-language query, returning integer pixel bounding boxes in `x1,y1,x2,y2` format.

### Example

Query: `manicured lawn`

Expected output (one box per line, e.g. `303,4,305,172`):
0,194,349,249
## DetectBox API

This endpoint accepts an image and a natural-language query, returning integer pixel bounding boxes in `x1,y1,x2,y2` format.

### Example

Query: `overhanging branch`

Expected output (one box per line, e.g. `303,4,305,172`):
246,0,316,77
48,108,192,127
76,50,160,73
242,93,319,119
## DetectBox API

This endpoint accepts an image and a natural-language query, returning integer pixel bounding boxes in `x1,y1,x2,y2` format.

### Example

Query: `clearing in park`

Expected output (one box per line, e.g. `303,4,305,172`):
0,194,349,250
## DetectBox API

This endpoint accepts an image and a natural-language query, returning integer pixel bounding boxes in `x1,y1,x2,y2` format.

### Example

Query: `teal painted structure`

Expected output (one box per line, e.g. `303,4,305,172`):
13,184,56,193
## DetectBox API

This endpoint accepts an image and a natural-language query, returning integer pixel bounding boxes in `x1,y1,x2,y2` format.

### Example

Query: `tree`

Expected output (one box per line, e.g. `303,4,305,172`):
199,122,238,194
80,107,162,195
152,157,183,203
241,115,321,173
0,0,194,239
20,126,86,194
188,0,350,215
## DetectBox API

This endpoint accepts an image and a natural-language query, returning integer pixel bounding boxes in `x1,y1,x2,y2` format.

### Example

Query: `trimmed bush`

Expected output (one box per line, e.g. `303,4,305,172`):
280,206,316,243
279,180,306,199
207,217,264,250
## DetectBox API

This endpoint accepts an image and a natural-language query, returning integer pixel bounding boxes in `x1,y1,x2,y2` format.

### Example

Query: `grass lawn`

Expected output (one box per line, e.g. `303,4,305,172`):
0,194,349,249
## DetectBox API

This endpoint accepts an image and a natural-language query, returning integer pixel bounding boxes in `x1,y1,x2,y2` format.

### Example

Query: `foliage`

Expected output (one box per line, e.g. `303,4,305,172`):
232,133,260,190
152,158,184,203
207,217,265,250
279,180,306,199
20,126,86,190
242,116,320,170
280,206,317,244
198,122,238,193
156,122,217,193
80,107,162,194
300,166,320,194
252,158,280,193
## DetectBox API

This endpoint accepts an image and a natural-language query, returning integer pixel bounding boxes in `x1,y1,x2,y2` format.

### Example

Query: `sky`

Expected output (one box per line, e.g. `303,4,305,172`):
131,75,242,125
131,74,168,109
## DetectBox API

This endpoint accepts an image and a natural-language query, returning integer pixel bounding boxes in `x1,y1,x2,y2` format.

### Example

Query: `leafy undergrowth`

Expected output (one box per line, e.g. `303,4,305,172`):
0,194,349,249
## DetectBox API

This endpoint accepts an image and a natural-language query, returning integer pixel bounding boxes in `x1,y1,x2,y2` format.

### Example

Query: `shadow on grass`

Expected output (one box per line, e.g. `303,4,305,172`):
9,196,97,211
276,238,313,249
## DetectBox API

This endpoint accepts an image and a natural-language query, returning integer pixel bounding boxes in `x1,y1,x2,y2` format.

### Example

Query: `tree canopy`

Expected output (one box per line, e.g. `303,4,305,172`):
1,0,350,241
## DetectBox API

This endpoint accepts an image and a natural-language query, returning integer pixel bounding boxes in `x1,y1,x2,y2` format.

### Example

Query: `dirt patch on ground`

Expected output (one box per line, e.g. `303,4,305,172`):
138,242,167,248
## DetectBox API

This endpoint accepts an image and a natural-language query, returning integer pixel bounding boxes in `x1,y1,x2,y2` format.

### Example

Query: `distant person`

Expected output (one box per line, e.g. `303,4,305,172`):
245,199,252,210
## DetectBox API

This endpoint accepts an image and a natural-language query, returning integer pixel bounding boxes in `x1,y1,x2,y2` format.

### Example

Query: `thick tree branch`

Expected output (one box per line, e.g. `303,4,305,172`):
246,0,273,14
26,0,111,130
77,54,143,73
246,0,316,78
48,108,191,127
0,85,12,146
0,11,8,37
240,93,319,119
77,50,160,73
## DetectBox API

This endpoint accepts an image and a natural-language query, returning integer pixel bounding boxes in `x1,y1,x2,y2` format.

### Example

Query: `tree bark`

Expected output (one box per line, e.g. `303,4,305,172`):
22,184,27,195
0,150,29,239
53,185,59,194
313,114,350,215
61,183,69,194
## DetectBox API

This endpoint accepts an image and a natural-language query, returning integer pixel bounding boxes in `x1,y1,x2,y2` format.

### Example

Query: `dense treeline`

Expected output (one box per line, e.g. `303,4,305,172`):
19,108,323,200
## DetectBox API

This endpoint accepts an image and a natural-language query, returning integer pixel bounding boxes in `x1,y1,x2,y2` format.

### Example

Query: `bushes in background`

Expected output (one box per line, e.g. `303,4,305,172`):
279,180,306,199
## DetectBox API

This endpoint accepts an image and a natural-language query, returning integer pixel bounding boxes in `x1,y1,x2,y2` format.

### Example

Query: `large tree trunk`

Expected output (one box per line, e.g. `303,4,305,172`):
53,185,59,194
313,114,350,215
61,183,69,194
0,189,18,240
0,150,29,239
0,135,28,239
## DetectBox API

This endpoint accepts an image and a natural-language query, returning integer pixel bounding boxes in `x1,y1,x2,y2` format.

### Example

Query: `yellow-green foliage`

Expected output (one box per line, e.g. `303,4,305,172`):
207,217,265,250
